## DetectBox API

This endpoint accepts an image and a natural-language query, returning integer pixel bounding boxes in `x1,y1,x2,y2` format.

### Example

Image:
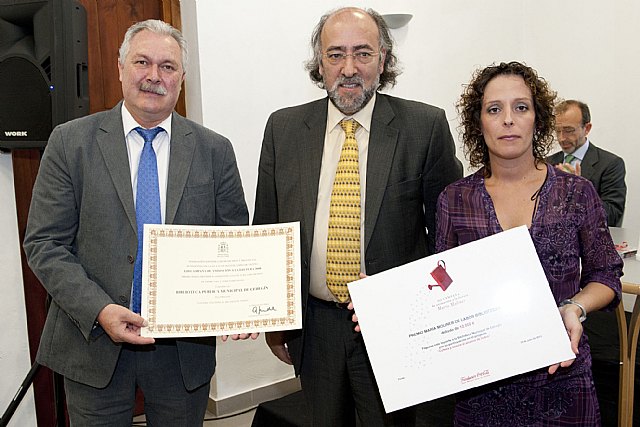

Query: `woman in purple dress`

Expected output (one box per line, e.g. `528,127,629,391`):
436,61,623,426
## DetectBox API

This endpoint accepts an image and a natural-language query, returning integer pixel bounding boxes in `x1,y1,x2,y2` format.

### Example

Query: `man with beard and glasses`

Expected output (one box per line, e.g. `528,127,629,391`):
253,7,462,426
23,20,252,425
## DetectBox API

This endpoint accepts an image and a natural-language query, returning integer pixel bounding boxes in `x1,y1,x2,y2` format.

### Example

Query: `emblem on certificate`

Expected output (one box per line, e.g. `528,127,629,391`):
427,260,453,291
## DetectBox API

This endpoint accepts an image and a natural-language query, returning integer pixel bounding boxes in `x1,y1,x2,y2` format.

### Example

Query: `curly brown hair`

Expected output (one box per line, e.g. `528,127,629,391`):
457,61,556,176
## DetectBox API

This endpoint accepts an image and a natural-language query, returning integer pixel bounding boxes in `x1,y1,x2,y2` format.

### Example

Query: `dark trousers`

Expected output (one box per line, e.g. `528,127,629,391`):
300,296,416,427
64,340,209,426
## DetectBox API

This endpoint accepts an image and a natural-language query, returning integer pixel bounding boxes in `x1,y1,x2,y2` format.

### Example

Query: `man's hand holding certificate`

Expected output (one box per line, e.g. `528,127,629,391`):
140,222,301,337
348,226,574,413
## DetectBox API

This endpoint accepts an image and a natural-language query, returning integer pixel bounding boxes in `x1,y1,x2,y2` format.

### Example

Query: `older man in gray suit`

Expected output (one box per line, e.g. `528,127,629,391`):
23,20,249,426
253,7,462,426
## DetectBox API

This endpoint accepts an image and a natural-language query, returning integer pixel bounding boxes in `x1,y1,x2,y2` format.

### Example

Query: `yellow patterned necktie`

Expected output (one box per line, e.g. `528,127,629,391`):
326,119,361,302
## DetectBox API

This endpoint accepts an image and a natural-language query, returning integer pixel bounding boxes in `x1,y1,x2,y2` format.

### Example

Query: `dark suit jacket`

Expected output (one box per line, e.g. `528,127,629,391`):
23,102,248,389
253,94,463,373
548,142,626,226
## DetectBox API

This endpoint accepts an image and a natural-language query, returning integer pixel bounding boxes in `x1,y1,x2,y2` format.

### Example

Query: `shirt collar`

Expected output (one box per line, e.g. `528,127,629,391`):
568,138,590,161
121,103,172,140
327,92,376,133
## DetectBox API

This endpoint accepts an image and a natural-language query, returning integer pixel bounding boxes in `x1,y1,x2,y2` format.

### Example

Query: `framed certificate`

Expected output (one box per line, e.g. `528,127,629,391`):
141,222,301,337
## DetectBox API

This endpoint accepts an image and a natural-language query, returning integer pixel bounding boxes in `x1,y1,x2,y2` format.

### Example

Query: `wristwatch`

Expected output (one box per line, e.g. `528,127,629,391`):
559,299,587,322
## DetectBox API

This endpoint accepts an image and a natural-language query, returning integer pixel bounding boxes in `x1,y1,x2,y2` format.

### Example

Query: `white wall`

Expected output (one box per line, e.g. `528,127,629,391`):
0,152,37,426
183,0,640,405
183,0,639,230
181,0,302,400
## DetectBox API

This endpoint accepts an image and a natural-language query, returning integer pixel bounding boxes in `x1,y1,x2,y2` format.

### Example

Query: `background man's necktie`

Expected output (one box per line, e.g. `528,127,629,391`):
326,119,361,302
564,154,575,164
132,126,164,314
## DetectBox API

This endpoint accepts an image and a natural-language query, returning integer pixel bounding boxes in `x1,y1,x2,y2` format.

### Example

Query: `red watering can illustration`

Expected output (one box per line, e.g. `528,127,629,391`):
427,260,453,291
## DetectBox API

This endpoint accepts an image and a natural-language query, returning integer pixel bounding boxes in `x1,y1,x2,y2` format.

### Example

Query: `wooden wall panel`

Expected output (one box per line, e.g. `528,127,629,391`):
80,0,104,113
162,0,181,29
161,0,186,116
96,1,121,110
78,0,185,115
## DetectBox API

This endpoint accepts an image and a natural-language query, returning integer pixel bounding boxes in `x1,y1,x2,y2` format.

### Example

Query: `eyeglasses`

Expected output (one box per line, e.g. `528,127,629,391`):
555,126,582,136
323,51,380,65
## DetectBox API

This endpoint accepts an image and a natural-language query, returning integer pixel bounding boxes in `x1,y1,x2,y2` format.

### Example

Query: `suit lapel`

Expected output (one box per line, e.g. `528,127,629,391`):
165,113,195,224
549,151,563,165
96,102,137,232
300,100,328,255
579,143,598,181
365,95,398,251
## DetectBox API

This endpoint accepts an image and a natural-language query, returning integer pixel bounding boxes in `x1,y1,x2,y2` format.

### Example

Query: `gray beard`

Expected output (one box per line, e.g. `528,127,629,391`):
326,75,379,115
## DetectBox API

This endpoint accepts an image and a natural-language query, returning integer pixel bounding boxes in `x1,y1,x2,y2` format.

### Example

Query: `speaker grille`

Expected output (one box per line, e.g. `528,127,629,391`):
0,56,52,143
0,0,87,149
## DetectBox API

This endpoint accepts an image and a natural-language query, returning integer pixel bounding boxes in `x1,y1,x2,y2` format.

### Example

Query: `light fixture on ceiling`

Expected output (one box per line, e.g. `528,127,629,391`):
381,14,413,29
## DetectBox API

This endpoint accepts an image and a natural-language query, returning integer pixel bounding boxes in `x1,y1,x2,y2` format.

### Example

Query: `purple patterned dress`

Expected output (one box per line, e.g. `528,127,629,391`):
436,164,622,426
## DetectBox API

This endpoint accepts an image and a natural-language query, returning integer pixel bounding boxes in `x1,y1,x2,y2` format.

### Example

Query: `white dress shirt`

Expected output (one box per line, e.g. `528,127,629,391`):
309,94,376,301
565,139,590,167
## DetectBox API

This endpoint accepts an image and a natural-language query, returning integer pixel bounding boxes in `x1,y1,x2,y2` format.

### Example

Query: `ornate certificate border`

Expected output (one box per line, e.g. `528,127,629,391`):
142,223,300,336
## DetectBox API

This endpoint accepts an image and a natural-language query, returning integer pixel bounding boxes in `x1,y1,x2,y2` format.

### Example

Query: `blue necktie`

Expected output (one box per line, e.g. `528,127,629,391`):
132,126,164,314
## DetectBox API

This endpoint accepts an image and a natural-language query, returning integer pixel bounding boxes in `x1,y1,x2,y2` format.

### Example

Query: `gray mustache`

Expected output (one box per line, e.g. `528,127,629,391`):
140,82,167,96
337,76,364,86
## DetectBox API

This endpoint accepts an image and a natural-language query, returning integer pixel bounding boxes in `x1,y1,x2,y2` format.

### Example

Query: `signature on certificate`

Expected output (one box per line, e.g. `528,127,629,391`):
252,305,276,315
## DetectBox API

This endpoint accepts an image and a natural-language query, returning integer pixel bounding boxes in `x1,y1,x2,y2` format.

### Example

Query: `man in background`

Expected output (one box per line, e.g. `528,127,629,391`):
23,19,250,425
253,7,462,426
548,99,626,226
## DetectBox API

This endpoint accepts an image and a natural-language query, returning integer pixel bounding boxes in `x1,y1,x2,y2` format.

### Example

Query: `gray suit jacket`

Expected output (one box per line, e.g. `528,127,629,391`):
253,94,463,373
548,142,626,226
23,102,248,389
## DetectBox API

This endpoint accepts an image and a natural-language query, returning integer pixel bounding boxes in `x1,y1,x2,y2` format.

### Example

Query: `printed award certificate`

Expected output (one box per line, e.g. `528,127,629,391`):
347,226,575,413
140,222,301,338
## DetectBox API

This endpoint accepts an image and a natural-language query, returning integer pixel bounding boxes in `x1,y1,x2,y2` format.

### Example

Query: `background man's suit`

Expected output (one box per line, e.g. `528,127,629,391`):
24,101,248,390
253,94,463,374
548,142,626,227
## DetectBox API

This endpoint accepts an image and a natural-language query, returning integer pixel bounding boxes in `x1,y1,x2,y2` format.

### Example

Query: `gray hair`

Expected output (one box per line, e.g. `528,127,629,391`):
118,19,188,73
305,7,400,90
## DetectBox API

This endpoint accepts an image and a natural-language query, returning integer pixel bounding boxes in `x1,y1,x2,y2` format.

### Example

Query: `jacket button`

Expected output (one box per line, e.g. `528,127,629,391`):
127,255,134,264
119,296,128,304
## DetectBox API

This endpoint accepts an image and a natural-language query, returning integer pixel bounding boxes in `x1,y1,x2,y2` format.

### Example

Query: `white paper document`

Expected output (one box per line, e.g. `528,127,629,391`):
141,222,301,338
347,226,574,413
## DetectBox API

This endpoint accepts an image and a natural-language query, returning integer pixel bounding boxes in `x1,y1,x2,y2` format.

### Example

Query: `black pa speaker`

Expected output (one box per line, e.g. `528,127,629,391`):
0,0,88,150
